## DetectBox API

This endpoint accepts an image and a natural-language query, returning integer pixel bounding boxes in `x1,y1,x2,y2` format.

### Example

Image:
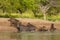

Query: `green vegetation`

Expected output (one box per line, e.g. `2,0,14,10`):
0,0,60,21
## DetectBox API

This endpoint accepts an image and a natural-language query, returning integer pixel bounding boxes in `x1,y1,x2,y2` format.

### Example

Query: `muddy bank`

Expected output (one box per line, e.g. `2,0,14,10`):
0,18,60,32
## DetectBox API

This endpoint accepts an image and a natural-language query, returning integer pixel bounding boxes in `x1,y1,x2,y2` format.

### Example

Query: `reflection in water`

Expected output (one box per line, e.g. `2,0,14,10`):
0,32,60,40
10,32,60,40
50,35,55,40
10,33,22,40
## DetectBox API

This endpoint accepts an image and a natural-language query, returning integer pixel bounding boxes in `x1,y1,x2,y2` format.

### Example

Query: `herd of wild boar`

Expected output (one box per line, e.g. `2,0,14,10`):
8,18,56,32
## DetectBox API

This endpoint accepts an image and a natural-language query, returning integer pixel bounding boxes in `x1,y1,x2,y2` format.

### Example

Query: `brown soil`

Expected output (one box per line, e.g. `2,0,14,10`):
0,18,60,32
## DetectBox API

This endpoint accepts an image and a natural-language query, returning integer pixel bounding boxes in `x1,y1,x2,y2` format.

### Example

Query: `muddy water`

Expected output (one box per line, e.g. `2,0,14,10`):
0,32,60,40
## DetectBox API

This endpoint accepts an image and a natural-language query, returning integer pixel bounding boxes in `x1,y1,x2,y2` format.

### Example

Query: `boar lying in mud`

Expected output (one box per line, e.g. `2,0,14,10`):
8,18,56,32
38,26,48,32
8,18,21,32
8,18,19,26
8,18,36,32
38,23,56,32
26,23,36,32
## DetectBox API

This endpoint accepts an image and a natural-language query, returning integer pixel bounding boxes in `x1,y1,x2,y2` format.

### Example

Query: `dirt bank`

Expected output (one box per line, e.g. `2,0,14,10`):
0,18,60,32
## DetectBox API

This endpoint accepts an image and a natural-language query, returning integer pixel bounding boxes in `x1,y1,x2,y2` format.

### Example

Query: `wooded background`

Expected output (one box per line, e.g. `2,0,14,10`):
0,0,60,21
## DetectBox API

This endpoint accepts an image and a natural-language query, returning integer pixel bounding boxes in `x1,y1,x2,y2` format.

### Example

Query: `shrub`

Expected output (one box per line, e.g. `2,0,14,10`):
9,13,21,18
35,13,43,19
47,15,57,21
21,10,35,18
0,13,21,18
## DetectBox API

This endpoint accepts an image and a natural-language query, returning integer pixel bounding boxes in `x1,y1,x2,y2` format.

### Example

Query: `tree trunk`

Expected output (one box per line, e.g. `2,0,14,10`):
43,13,46,20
